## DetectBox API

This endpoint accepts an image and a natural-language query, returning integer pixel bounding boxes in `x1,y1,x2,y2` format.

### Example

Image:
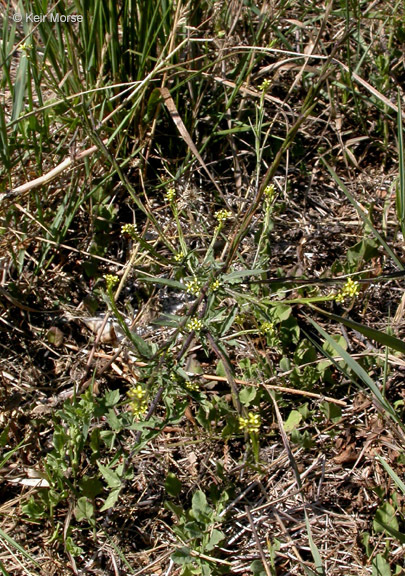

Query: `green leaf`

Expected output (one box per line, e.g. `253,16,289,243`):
217,304,238,336
128,329,155,359
79,476,103,499
372,554,392,576
164,500,184,518
320,402,342,423
144,87,162,122
138,275,185,290
97,462,121,489
104,389,121,407
216,360,227,378
322,334,347,356
280,356,291,372
224,269,267,283
100,488,121,512
373,502,399,534
250,560,267,576
396,90,405,239
305,509,325,575
172,546,193,565
106,409,123,432
191,490,212,523
165,473,182,497
239,386,257,406
0,426,9,448
271,304,292,322
75,497,94,522
206,528,225,551
65,536,84,557
184,521,203,538
284,410,302,432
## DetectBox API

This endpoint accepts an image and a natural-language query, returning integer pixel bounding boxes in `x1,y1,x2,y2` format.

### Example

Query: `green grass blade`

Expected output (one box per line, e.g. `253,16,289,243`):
11,49,29,126
304,510,325,576
396,90,405,238
0,526,42,571
0,560,10,576
307,316,403,430
322,159,404,269
309,304,405,355
376,456,405,495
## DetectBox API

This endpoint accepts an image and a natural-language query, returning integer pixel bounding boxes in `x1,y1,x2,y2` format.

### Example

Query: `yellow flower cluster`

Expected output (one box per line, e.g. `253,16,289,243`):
234,314,245,325
335,278,360,303
18,42,31,54
239,412,261,434
210,279,221,292
260,321,275,335
185,380,200,392
264,184,276,201
165,187,176,202
174,251,185,262
186,317,204,332
259,79,271,92
121,223,137,238
104,274,119,290
127,385,148,417
214,209,232,224
186,277,201,296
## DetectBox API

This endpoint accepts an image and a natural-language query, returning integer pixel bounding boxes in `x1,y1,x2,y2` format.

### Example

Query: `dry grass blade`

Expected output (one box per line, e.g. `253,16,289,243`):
1,140,108,200
160,86,227,203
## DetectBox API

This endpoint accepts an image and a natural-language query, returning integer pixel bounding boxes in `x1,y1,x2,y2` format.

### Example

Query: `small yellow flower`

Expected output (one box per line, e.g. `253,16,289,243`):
260,321,275,335
335,278,360,302
239,412,261,434
264,184,276,201
121,223,137,238
210,279,221,292
214,209,232,224
104,274,119,290
165,188,176,203
186,317,204,332
234,314,245,326
127,385,148,417
259,79,271,92
186,277,201,296
18,42,31,55
174,251,185,262
185,380,200,392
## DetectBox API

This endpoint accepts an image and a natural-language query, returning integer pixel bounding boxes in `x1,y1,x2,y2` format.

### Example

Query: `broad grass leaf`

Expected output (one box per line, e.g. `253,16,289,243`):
307,316,402,429
311,305,405,355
